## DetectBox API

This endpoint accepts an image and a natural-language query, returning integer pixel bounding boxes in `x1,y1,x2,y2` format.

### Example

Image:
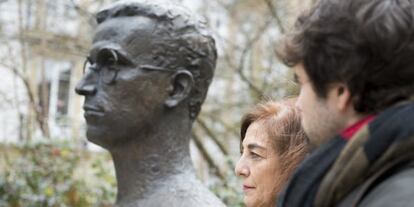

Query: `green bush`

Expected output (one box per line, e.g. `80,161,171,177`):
0,141,116,207
0,141,245,206
209,158,244,207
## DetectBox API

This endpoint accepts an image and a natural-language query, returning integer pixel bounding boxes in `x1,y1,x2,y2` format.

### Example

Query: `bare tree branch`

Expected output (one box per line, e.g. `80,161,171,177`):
191,132,225,180
205,114,239,138
69,0,95,26
264,0,286,34
196,118,229,155
0,62,49,138
236,18,273,98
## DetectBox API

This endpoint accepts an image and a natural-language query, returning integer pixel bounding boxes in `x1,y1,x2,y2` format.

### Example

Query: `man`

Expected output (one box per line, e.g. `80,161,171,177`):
276,0,414,206
75,1,225,206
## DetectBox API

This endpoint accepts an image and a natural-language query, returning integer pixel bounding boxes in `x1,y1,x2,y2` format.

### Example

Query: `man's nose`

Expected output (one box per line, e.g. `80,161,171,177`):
75,77,97,96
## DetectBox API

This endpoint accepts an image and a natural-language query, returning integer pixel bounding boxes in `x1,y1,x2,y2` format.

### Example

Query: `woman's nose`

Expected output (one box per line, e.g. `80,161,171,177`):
235,158,250,177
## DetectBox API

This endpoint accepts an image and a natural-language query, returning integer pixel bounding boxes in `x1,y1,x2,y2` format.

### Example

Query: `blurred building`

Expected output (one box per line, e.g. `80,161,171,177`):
0,0,98,142
0,0,316,187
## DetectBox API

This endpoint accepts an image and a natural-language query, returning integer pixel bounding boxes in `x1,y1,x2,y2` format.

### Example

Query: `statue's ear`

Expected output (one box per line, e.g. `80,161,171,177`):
165,70,194,108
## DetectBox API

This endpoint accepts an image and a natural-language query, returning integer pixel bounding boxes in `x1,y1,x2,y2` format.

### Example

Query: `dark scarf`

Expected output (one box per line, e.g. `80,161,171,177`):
277,102,414,207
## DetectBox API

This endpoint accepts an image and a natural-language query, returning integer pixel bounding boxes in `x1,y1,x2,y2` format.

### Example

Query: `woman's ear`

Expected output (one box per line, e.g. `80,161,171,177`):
164,70,194,108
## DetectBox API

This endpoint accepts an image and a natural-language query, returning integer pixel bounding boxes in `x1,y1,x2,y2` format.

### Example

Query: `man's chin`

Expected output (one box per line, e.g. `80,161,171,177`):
302,127,322,147
305,128,338,148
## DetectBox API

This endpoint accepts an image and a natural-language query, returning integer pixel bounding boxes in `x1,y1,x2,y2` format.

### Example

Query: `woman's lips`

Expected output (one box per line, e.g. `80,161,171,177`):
243,185,255,192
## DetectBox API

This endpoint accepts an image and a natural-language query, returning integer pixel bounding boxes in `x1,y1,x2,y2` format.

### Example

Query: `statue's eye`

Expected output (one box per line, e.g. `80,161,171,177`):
83,56,99,74
96,48,119,67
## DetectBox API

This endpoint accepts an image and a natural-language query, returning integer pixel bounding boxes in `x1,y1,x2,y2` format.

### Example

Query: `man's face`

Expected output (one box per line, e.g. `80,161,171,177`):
294,64,345,147
75,16,172,149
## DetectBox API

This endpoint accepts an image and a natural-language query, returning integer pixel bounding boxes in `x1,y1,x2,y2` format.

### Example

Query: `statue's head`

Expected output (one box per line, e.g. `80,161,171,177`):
75,0,217,149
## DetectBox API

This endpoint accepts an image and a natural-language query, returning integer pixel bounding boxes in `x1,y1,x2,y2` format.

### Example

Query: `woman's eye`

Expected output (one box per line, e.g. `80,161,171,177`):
250,152,261,159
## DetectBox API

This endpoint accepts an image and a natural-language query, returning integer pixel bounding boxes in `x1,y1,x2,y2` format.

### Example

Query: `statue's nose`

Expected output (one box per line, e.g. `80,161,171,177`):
75,79,97,96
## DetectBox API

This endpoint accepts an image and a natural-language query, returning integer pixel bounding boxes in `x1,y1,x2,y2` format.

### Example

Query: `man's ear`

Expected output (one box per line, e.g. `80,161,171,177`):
164,70,194,108
335,83,352,112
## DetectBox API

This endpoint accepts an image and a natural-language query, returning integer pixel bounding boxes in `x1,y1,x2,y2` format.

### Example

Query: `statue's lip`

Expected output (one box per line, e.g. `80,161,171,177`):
83,105,103,112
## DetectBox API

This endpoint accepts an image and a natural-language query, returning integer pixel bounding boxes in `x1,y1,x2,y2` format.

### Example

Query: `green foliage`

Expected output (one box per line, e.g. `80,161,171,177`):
209,158,244,207
0,141,116,207
0,141,246,206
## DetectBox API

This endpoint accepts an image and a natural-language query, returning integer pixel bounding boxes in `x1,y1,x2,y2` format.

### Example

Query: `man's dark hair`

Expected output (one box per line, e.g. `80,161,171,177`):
277,0,414,113
96,0,217,120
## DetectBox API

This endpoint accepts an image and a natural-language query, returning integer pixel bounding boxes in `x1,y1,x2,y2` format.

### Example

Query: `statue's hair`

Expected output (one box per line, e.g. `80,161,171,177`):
97,0,217,120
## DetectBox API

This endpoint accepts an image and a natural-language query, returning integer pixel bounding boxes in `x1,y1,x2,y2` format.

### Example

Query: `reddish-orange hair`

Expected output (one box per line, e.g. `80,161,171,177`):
240,99,309,194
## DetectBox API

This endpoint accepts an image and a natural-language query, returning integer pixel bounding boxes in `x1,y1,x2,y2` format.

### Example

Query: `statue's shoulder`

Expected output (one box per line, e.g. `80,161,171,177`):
121,173,226,207
140,178,226,207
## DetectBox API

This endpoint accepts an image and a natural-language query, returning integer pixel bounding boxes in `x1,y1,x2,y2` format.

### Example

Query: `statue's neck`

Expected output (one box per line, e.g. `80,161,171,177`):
108,122,194,205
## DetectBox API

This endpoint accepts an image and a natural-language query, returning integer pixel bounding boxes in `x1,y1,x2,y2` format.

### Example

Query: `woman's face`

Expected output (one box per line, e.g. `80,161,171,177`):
235,121,281,207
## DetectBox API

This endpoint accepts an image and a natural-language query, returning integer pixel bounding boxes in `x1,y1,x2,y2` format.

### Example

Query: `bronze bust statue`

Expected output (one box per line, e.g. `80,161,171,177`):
75,0,225,206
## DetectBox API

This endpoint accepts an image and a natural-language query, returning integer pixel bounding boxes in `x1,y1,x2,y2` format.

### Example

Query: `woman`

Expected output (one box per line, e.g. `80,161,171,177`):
235,99,309,207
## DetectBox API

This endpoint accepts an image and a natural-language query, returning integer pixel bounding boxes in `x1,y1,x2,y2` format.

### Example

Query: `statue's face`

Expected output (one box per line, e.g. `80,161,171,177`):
75,16,173,148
